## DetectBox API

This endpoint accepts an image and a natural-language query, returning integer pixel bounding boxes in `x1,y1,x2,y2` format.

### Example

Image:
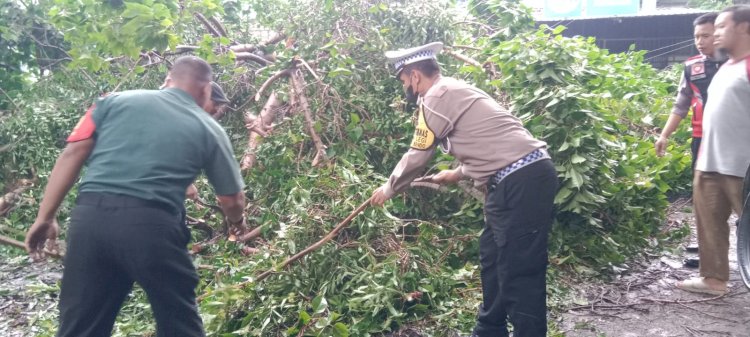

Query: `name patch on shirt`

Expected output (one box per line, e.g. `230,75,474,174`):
410,105,435,150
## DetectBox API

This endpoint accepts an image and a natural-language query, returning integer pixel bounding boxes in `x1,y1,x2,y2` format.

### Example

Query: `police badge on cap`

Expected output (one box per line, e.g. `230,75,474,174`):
385,42,443,76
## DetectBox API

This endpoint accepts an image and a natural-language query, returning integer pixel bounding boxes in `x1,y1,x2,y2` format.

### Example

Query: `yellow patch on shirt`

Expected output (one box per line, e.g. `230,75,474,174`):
410,105,435,150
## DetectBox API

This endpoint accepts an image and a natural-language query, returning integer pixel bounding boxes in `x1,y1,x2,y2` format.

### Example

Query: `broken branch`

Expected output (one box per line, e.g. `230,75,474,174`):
194,13,223,38
197,197,372,302
254,197,371,282
230,33,287,53
234,52,271,65
443,48,482,67
290,70,327,166
0,179,35,216
241,92,282,170
0,234,64,259
208,15,228,37
254,69,292,102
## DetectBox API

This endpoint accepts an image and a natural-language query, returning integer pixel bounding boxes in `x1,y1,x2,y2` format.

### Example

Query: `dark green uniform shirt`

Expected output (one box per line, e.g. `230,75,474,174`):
79,88,244,211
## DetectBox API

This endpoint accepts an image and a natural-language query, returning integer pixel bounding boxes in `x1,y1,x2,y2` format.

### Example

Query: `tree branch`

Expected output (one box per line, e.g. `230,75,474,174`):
290,70,327,166
208,15,228,37
197,197,372,302
194,13,222,37
241,92,282,171
230,33,287,53
443,48,482,67
254,69,292,102
234,52,271,65
0,234,63,259
255,197,371,281
0,87,20,111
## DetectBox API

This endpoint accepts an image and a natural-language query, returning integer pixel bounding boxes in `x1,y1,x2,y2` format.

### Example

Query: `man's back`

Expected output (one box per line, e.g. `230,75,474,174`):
81,88,242,211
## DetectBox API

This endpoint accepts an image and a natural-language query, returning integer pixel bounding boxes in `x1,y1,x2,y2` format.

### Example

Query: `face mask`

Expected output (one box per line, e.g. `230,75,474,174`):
404,85,419,105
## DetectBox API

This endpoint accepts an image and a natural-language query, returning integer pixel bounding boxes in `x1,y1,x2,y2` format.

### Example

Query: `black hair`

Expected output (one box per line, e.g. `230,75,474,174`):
694,12,718,26
402,59,441,78
721,5,750,32
170,56,212,84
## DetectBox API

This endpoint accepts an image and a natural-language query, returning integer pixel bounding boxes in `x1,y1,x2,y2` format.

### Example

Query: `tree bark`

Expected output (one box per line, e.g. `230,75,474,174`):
241,92,281,171
194,13,223,38
289,70,327,167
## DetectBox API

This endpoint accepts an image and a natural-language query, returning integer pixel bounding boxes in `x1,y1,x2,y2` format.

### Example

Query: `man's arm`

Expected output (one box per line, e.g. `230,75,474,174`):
655,114,685,157
25,139,94,259
216,192,245,224
655,74,692,156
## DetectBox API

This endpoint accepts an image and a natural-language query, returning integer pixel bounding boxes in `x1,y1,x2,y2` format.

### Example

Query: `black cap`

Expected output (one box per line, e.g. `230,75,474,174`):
210,82,230,104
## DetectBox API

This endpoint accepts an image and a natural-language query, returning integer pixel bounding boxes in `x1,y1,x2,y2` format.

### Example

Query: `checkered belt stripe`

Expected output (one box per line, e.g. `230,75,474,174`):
490,148,550,187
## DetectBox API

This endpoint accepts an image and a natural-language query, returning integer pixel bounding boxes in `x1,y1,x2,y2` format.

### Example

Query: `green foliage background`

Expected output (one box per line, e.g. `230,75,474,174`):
0,0,694,336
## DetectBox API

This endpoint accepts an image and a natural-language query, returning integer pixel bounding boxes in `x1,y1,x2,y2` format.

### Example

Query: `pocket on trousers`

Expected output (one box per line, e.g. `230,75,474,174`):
505,227,549,276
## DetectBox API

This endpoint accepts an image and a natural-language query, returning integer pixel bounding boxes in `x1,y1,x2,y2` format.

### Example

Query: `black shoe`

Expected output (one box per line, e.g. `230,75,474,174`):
685,244,699,253
683,258,699,268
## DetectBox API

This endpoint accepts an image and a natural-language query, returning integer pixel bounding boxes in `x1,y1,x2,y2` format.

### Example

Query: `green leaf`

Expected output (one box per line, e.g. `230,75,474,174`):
299,310,311,324
571,153,586,164
312,295,328,314
333,322,350,337
569,169,584,188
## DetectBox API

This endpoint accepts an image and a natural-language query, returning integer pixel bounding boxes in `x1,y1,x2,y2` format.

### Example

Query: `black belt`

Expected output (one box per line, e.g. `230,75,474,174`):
76,192,178,215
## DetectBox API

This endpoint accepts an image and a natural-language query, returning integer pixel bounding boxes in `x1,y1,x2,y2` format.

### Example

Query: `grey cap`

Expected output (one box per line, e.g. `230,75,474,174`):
210,82,230,104
385,42,443,76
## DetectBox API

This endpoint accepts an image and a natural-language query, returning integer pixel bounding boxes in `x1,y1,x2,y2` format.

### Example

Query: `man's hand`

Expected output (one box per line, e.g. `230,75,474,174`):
655,136,668,157
226,216,248,242
430,168,463,185
186,184,198,200
25,219,59,261
370,186,391,207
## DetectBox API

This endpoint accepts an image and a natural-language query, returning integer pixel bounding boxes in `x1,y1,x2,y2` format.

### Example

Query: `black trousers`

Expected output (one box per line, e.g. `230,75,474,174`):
472,159,558,337
691,137,702,172
57,192,204,337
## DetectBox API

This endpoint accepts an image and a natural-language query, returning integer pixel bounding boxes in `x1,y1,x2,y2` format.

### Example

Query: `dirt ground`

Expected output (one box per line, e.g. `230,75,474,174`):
558,199,750,337
0,254,61,337
2,199,749,337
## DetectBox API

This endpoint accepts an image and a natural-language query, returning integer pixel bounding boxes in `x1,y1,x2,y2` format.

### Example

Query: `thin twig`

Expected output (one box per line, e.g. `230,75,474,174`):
297,57,320,82
111,56,144,93
0,87,20,111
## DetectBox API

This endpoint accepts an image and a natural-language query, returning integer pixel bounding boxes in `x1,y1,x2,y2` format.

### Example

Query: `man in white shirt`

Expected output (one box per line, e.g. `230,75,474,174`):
677,5,750,296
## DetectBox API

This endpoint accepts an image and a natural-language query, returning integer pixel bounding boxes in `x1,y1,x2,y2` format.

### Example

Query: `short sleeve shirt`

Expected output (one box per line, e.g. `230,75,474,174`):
695,57,750,177
74,88,244,211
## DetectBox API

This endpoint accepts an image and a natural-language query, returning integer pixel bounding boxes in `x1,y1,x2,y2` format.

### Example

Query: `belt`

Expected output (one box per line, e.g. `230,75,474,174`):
489,148,550,189
76,192,178,215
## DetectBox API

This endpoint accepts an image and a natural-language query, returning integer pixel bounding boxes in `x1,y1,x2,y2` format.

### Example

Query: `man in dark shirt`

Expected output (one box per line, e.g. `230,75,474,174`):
655,12,724,167
655,12,725,268
24,56,246,337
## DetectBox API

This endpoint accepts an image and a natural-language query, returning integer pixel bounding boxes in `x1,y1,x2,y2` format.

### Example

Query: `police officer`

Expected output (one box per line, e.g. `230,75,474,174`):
25,56,246,337
371,42,558,337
